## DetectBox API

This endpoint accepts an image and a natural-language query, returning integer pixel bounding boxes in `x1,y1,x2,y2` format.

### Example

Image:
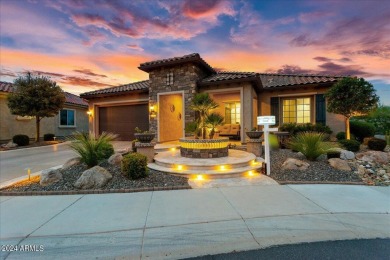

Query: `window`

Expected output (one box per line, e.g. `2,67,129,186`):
224,102,240,124
166,72,173,85
282,97,311,123
60,109,75,126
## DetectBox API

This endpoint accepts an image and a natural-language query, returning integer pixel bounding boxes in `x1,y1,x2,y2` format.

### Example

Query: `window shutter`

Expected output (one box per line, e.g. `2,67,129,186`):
270,97,280,126
315,94,326,125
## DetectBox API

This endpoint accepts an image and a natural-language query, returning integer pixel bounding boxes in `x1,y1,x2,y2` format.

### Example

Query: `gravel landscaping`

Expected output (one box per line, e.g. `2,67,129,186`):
1,160,190,192
269,149,363,183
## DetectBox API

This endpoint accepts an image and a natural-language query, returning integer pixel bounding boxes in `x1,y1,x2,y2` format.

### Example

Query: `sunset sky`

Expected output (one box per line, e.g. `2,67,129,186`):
1,0,389,104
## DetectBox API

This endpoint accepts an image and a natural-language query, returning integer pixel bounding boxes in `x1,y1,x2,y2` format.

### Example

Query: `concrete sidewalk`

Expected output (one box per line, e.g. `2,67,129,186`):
0,184,389,260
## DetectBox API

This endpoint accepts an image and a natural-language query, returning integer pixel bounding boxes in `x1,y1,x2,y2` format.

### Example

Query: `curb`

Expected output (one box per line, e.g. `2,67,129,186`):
0,165,63,190
0,141,68,153
277,180,367,185
0,186,191,196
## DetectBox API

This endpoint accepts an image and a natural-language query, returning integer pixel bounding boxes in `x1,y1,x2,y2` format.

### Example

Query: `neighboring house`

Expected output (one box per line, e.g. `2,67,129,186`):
0,81,89,142
81,53,345,142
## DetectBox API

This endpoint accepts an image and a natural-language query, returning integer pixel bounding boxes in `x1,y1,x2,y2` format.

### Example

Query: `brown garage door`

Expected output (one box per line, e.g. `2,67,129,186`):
99,104,149,141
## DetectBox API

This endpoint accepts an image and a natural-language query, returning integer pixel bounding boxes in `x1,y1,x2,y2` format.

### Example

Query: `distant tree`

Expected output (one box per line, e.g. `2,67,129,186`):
326,77,379,140
7,72,66,142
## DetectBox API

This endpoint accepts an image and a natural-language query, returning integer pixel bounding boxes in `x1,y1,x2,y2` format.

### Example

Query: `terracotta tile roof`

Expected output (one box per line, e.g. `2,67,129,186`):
0,81,88,107
258,74,343,88
139,53,215,73
80,80,149,98
201,71,258,84
0,81,14,93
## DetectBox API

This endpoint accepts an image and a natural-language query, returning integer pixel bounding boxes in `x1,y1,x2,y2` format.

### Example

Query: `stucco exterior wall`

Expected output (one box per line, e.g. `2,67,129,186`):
0,93,88,142
86,92,149,135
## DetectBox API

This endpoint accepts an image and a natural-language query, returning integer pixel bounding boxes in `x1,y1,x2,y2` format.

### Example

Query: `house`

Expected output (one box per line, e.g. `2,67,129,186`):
0,81,89,142
80,53,345,142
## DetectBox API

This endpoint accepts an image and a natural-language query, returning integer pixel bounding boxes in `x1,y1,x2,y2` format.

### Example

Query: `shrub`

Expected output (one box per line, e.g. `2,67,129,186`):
279,123,332,136
43,133,55,141
121,153,148,179
350,120,375,142
339,139,360,152
12,134,29,146
288,132,335,161
336,132,356,141
68,131,117,167
367,138,387,151
327,150,341,159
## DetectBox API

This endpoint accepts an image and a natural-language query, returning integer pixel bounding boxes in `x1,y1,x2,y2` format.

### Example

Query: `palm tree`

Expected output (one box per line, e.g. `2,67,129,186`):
205,113,224,139
189,93,219,139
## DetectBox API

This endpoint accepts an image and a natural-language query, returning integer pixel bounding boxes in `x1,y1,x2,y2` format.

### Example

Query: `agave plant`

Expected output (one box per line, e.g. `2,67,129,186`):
189,93,219,139
205,112,224,139
68,131,117,167
288,131,336,161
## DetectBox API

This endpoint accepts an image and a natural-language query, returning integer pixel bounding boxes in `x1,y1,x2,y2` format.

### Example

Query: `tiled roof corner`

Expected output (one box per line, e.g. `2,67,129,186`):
0,81,14,93
80,80,149,98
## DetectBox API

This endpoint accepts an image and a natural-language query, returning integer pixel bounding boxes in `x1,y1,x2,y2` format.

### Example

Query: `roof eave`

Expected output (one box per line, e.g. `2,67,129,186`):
80,89,149,99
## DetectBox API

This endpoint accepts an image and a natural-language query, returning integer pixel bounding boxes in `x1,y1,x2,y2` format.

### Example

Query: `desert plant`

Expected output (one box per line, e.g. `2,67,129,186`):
12,134,29,146
339,139,360,152
288,132,335,161
350,120,375,142
189,93,219,139
279,123,332,135
121,152,148,179
327,150,341,159
367,138,387,151
185,121,201,138
68,131,117,167
205,112,224,139
43,133,55,141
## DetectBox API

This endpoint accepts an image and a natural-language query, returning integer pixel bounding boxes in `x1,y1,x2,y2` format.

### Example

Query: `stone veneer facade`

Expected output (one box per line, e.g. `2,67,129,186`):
148,63,209,134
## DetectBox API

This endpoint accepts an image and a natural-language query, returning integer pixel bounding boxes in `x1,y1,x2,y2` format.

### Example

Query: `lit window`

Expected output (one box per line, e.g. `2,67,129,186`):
282,98,310,123
224,102,240,124
166,72,173,85
60,109,75,126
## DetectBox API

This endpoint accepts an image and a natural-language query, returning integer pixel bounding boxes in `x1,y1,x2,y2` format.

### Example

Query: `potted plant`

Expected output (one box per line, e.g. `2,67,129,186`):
246,127,263,139
205,113,224,139
134,127,155,143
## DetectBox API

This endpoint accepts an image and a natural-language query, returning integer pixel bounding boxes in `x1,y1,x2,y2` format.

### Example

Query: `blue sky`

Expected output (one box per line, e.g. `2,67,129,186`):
0,0,389,104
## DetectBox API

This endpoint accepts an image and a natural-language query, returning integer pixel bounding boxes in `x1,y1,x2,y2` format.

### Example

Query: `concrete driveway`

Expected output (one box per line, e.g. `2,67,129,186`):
1,184,389,259
0,141,132,184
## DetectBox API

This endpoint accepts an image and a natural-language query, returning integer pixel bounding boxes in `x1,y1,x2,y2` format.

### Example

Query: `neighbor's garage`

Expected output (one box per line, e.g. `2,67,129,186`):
99,104,149,141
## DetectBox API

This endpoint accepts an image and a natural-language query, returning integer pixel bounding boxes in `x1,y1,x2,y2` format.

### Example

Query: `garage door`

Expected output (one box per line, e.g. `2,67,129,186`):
99,104,149,141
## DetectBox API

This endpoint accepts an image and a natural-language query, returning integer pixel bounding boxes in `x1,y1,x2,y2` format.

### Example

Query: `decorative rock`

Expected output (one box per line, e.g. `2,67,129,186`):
281,158,310,171
340,150,355,160
74,166,112,189
358,165,366,175
62,157,81,170
328,158,352,171
316,154,327,162
108,153,123,166
378,169,386,176
2,141,18,148
356,151,389,165
40,169,62,186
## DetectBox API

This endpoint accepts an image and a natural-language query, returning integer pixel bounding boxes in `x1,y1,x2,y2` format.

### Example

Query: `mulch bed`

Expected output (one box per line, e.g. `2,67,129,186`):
269,149,363,184
0,141,64,151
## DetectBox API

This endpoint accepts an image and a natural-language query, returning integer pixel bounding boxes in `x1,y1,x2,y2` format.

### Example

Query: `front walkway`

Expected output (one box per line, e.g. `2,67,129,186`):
1,185,389,259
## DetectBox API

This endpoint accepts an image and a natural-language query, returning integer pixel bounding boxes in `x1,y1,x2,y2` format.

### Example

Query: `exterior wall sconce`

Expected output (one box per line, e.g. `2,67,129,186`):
150,105,157,118
87,110,93,117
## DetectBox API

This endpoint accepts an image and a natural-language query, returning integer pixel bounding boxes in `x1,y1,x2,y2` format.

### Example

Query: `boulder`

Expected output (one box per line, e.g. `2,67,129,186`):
62,157,82,170
40,169,62,186
108,153,123,166
328,158,351,171
357,165,366,175
281,158,310,171
2,141,18,148
356,151,389,165
340,150,355,160
74,166,112,189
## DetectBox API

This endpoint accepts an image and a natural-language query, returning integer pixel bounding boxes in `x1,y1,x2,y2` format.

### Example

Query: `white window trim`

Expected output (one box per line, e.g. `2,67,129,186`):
59,108,77,128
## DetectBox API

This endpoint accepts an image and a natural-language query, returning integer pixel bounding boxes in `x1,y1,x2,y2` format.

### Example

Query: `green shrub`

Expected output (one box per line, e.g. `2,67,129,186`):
350,120,375,142
68,131,117,167
121,153,148,179
43,133,55,141
386,130,390,145
367,138,387,151
336,132,356,141
339,139,360,152
288,132,335,161
279,123,332,136
12,134,29,146
327,150,341,159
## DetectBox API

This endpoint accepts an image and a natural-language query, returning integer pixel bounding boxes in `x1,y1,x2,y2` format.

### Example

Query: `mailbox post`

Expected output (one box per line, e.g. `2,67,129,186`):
257,116,278,175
